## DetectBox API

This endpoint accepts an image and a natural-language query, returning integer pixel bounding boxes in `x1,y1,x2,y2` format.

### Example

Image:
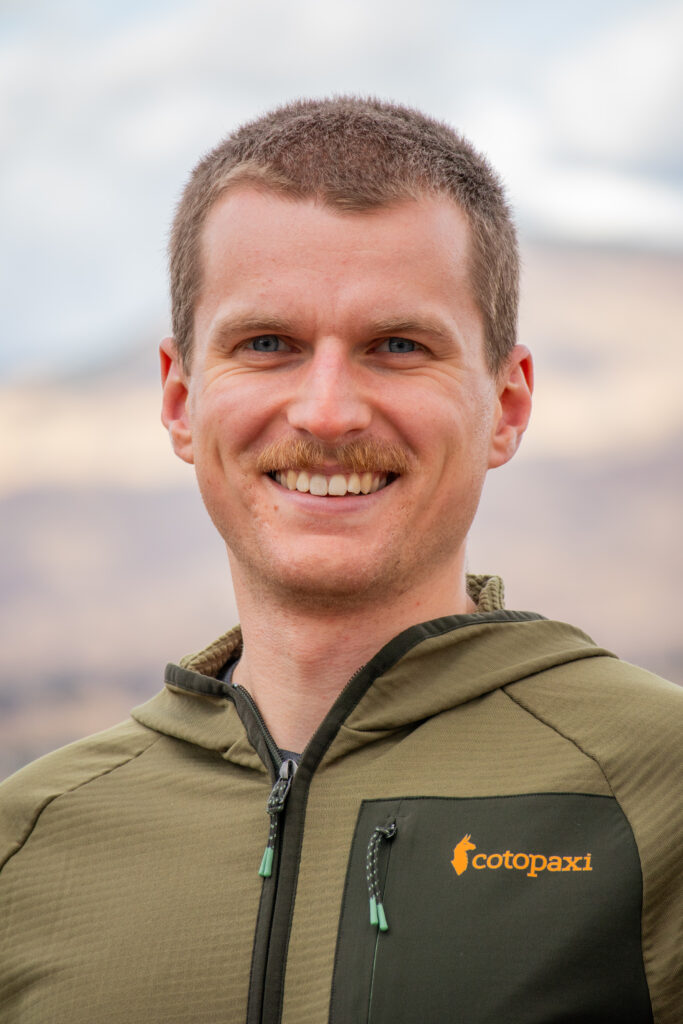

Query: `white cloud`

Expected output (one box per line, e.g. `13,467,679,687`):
453,1,683,248
548,0,683,169
522,166,683,246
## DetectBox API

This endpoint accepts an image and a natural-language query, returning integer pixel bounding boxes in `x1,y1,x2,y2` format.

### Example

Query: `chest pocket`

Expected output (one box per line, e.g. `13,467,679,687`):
329,793,652,1024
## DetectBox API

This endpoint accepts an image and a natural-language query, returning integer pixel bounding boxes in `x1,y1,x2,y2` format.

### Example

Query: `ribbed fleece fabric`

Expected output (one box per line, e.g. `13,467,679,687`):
0,576,681,1023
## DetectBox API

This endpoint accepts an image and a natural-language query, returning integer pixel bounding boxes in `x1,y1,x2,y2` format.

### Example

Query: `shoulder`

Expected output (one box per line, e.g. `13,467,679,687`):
0,717,160,872
505,652,682,746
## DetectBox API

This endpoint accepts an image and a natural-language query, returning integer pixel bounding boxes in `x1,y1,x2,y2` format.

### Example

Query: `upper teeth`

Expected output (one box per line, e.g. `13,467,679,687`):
273,470,387,496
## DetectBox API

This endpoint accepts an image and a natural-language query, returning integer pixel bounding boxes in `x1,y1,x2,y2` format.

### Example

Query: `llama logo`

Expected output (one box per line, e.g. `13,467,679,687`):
451,834,476,875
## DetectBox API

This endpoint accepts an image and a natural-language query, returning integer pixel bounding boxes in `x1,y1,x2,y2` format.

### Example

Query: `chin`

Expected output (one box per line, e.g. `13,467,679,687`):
277,563,386,607
235,546,408,612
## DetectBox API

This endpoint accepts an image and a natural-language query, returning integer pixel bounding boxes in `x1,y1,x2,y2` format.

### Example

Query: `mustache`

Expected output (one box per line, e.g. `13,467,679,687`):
255,438,410,476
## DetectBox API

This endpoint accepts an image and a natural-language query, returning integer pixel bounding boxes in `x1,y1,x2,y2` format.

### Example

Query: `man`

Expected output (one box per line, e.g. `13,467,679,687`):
0,98,680,1023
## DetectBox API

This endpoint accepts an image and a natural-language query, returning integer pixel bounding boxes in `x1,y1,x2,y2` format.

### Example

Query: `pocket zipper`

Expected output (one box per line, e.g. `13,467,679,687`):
366,820,397,931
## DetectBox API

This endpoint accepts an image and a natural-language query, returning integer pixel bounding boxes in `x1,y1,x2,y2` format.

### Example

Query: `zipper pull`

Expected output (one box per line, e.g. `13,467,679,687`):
258,758,297,878
366,820,397,931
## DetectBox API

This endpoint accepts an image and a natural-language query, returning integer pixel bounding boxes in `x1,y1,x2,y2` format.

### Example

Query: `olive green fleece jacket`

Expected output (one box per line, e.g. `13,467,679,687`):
0,576,681,1023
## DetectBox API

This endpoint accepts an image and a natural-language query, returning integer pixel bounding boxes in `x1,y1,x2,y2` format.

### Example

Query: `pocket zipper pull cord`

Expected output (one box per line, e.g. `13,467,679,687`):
258,758,297,878
366,821,397,931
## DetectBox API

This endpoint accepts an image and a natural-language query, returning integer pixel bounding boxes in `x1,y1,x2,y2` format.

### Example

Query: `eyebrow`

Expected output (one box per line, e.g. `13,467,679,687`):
209,313,299,345
368,316,457,346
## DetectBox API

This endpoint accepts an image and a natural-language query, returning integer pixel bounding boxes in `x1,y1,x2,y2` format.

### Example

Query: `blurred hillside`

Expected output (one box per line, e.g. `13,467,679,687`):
1,241,681,779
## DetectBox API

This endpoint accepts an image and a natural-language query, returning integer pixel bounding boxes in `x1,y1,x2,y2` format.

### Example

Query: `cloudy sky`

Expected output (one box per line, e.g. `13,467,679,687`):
1,0,681,377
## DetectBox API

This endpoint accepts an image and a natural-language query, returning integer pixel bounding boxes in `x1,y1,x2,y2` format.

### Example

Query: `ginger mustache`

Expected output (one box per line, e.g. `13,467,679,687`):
255,438,411,477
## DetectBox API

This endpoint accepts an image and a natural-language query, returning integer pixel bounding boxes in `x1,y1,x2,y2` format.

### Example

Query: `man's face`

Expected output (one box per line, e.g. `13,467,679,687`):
162,188,530,610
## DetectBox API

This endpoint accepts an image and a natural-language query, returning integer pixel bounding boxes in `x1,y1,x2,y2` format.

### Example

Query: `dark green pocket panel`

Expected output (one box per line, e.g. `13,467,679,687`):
329,794,652,1024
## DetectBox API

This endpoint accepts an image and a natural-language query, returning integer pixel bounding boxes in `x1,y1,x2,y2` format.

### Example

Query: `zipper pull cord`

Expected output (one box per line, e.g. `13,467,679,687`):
366,821,397,931
258,758,297,878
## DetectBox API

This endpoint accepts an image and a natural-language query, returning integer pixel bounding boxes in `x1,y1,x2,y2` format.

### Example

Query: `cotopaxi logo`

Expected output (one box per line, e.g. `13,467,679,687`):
451,834,593,878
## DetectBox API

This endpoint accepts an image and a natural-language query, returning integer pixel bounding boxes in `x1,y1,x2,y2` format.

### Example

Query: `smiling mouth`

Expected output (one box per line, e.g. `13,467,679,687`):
258,438,408,496
269,470,393,496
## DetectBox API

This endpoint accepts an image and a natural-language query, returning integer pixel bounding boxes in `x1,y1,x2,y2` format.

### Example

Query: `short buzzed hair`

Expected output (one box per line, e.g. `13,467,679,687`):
169,96,519,374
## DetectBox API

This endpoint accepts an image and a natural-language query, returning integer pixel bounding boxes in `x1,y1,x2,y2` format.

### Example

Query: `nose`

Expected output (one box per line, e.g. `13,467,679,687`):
286,340,372,443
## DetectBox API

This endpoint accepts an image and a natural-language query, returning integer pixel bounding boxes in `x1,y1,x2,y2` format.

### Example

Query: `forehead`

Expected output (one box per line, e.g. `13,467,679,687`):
200,185,471,270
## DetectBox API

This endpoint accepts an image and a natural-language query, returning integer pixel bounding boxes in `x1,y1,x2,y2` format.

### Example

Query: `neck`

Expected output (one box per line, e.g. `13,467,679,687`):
229,556,476,753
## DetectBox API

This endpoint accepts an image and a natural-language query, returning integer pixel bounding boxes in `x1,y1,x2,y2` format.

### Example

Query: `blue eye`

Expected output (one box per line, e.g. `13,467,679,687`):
248,335,284,352
383,337,418,353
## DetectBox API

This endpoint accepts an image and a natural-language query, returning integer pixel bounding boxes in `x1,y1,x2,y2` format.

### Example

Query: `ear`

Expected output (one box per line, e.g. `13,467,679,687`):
160,337,194,465
488,345,533,469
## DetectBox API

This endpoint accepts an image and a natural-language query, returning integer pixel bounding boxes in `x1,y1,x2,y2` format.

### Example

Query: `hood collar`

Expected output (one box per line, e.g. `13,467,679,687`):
132,576,613,769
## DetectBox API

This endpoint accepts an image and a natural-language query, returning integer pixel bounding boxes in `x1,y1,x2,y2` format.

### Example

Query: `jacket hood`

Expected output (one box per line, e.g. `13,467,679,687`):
131,576,614,771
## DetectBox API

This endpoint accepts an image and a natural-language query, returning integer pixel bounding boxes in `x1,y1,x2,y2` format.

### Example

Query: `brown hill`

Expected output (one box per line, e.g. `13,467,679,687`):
1,241,681,779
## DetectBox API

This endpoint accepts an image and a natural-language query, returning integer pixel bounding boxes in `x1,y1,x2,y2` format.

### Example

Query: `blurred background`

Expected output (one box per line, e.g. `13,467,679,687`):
1,0,681,779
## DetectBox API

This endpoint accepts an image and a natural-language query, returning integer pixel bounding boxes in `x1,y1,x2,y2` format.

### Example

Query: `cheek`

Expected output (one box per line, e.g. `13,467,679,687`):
401,396,464,455
424,405,494,494
192,386,269,459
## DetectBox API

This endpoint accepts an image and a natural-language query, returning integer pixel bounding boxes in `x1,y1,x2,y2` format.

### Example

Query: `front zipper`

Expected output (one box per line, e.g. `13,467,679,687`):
231,684,300,877
229,682,301,1024
232,664,377,1024
231,673,365,1024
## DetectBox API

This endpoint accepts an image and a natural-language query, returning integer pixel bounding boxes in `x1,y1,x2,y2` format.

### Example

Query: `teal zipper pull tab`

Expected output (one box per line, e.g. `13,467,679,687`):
259,846,274,878
258,758,297,878
368,896,389,931
366,820,397,930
